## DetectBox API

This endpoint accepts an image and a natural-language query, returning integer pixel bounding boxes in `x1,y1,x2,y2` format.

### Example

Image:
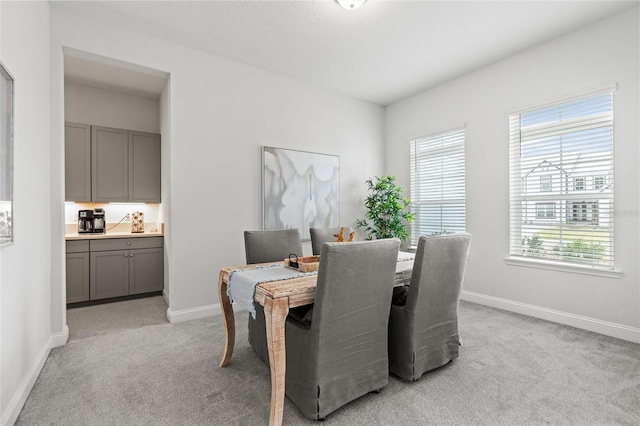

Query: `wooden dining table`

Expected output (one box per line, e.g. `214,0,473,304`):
217,254,415,426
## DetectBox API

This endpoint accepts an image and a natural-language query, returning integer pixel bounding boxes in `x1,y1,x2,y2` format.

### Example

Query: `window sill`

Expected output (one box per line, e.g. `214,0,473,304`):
504,256,622,279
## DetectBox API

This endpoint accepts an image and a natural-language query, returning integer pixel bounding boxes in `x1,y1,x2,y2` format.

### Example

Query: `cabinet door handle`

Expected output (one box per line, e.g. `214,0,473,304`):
127,242,131,246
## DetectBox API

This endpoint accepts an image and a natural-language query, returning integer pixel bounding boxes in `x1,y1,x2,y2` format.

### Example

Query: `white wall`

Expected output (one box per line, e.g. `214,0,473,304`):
64,81,160,133
0,2,52,425
49,7,385,325
385,8,640,341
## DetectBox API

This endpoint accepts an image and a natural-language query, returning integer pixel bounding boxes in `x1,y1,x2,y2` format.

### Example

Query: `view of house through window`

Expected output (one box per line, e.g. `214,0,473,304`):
409,127,465,247
509,88,615,268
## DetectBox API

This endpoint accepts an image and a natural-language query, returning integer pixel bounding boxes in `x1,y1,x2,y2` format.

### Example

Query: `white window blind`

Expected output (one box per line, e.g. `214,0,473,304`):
410,127,465,246
509,88,614,269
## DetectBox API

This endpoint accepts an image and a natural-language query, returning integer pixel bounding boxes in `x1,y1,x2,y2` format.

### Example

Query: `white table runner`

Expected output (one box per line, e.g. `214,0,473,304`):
227,264,317,318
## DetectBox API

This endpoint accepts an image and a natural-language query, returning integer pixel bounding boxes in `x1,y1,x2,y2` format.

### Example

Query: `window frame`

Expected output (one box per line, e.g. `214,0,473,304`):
0,61,14,247
507,86,616,273
409,126,466,246
535,202,556,219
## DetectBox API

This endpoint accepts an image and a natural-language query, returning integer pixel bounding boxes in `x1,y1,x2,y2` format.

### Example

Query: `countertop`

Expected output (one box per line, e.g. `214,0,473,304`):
65,223,164,241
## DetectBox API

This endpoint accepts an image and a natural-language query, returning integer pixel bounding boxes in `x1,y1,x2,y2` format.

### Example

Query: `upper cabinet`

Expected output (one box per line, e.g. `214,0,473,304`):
65,122,92,202
65,123,161,203
129,131,162,203
92,126,129,202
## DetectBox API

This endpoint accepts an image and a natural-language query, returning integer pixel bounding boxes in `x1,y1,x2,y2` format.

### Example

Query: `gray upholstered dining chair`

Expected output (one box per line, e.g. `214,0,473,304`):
284,238,400,420
309,226,354,255
244,228,303,364
388,233,472,381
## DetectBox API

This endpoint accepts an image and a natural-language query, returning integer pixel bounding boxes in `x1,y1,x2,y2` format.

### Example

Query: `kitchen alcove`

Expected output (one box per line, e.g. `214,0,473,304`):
63,50,169,333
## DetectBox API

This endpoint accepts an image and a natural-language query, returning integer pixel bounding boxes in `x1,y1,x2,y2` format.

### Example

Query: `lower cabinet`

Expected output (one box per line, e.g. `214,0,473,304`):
129,247,164,295
66,237,164,304
66,241,90,303
90,249,130,300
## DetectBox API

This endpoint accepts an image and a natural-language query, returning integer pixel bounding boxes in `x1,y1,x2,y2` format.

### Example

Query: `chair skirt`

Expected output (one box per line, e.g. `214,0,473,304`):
285,319,389,420
388,306,460,381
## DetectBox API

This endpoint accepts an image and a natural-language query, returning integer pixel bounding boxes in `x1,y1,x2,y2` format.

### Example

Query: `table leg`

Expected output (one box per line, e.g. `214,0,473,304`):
264,296,289,426
218,270,236,367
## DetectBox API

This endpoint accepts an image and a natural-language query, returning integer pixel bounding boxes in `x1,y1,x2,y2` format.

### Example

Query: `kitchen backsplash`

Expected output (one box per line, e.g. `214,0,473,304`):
65,202,161,225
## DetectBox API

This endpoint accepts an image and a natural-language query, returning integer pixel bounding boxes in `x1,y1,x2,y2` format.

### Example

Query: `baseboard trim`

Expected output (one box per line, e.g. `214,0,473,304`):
166,303,220,324
51,325,69,348
1,337,52,426
461,290,640,343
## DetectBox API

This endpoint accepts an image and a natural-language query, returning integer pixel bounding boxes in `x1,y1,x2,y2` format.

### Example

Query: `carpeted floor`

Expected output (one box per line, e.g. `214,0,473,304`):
15,296,640,425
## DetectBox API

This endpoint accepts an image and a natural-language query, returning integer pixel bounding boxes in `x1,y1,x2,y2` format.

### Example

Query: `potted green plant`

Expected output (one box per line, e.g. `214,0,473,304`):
356,175,414,241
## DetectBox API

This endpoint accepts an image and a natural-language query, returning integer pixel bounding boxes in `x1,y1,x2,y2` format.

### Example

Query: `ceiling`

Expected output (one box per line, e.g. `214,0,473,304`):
54,0,638,106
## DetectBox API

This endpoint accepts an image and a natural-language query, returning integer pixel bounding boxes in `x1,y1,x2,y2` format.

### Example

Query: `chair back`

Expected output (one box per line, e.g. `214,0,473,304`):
312,238,400,354
309,226,353,255
243,229,303,264
387,233,471,381
405,233,472,318
284,238,400,419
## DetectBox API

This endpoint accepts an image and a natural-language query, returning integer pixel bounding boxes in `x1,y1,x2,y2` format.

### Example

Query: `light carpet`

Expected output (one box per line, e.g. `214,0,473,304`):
15,296,640,425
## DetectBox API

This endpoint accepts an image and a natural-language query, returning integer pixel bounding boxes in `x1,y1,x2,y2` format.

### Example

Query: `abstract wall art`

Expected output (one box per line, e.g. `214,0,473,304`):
262,146,339,241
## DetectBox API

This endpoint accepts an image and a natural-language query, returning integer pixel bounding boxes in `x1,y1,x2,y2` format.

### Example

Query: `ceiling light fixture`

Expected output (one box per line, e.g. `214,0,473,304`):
336,0,367,11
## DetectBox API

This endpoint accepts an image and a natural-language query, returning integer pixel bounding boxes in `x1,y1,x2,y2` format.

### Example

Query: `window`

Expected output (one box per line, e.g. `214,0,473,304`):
594,176,604,190
509,87,614,269
410,126,465,246
536,202,556,219
540,176,552,192
0,62,13,246
568,201,599,225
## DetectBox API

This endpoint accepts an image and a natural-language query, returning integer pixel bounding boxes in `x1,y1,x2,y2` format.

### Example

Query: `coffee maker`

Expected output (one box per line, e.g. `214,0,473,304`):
78,208,106,234
78,210,94,234
93,208,105,234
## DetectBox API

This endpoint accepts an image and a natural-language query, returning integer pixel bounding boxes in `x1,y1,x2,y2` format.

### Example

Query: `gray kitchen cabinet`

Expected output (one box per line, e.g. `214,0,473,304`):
65,122,91,202
91,126,161,203
65,241,90,303
67,124,161,203
91,126,129,202
129,247,164,294
129,131,161,203
66,237,164,304
90,249,130,300
89,237,164,301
